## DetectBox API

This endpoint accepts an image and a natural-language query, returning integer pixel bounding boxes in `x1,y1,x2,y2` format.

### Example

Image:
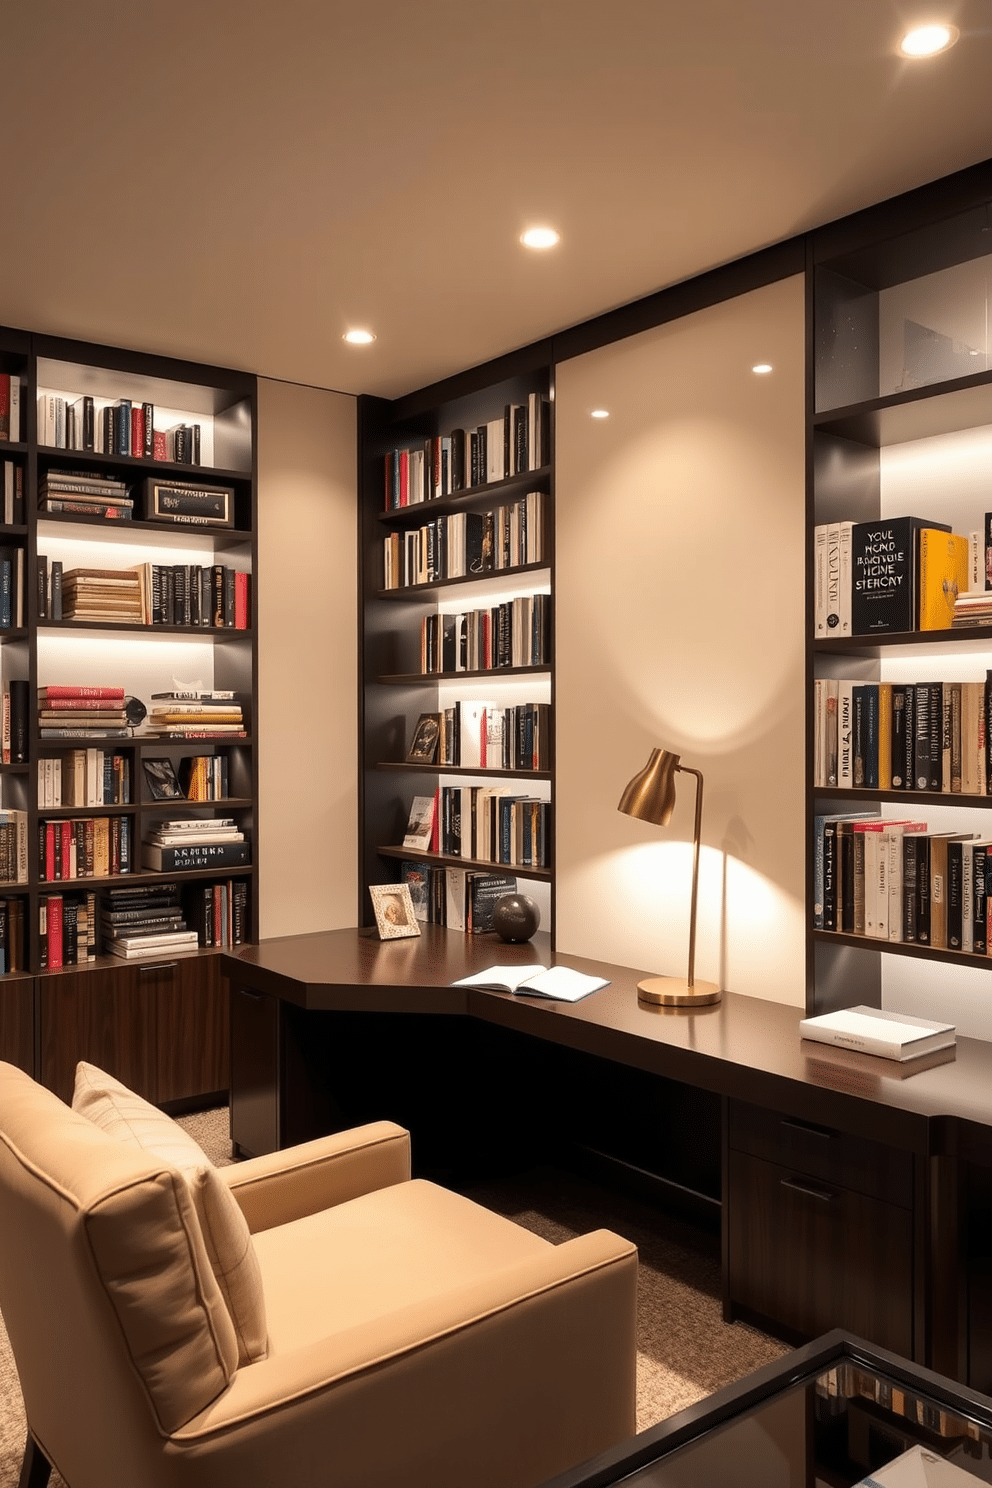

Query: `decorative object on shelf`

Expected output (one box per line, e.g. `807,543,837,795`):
369,883,421,940
492,892,540,943
143,478,234,528
406,713,440,763
142,758,183,801
124,695,147,731
618,748,722,1007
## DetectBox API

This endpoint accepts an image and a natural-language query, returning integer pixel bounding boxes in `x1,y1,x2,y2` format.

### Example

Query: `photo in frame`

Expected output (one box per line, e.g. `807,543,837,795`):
142,757,184,800
406,712,440,764
369,883,422,940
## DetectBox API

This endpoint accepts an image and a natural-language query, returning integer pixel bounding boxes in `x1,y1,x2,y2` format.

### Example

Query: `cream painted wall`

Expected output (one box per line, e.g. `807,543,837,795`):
256,379,358,937
555,276,807,1005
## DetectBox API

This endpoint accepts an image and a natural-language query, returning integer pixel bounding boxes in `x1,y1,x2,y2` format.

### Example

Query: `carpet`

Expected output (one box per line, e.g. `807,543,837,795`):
0,1107,787,1484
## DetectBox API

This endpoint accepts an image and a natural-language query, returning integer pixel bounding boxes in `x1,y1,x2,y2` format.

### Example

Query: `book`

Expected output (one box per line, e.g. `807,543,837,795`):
799,1005,955,1061
451,964,609,1001
918,528,969,631
140,840,250,870
402,794,437,852
851,517,948,635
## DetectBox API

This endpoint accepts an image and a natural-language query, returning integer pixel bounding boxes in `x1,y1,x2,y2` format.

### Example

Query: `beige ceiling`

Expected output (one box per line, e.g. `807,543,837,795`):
2,1,990,401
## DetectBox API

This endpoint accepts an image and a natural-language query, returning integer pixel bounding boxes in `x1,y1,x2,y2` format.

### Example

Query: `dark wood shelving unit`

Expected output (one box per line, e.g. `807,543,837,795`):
0,327,259,1107
359,363,555,934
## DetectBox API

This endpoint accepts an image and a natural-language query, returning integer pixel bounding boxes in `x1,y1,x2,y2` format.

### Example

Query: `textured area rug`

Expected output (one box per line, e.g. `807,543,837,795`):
0,1108,786,1484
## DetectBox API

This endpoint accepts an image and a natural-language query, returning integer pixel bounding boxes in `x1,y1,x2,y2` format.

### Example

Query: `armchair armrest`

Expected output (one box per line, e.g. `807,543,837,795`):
174,1228,637,1488
220,1121,410,1233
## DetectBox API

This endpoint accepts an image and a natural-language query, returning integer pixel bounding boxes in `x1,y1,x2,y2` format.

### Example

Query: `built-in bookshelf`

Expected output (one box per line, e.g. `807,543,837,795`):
0,328,257,1103
808,181,992,1022
359,351,555,939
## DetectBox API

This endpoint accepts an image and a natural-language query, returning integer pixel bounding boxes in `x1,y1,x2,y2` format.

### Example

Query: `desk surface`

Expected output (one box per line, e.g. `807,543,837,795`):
222,925,992,1160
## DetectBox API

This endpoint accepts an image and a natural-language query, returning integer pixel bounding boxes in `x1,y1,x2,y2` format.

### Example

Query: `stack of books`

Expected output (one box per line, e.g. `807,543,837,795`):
61,568,145,624
37,686,129,739
101,882,198,960
952,592,992,628
146,692,245,740
38,470,133,519
141,817,249,872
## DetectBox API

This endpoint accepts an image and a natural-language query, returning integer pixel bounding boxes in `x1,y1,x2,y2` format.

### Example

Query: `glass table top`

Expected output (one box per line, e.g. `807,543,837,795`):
615,1359,992,1486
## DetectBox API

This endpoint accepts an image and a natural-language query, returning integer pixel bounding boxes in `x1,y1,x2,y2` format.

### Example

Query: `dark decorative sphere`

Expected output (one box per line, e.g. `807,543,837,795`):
492,893,540,943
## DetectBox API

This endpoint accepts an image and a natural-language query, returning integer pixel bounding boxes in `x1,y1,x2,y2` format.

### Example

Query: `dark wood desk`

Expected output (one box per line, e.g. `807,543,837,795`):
221,925,992,1390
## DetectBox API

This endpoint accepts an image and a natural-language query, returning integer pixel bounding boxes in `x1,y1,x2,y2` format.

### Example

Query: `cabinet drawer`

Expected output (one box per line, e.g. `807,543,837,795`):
728,1098,913,1208
728,1149,914,1356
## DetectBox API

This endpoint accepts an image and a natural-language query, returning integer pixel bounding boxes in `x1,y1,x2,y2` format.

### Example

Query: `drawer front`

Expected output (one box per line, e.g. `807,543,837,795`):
729,1098,913,1208
728,1149,914,1357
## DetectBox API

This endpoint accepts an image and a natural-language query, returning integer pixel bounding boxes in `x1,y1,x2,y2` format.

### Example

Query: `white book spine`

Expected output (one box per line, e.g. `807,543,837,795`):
838,520,853,635
814,524,828,637
838,682,855,789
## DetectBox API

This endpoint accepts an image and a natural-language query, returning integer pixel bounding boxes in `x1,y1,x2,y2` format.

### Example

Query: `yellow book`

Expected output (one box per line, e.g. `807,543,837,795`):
918,529,969,631
877,683,892,790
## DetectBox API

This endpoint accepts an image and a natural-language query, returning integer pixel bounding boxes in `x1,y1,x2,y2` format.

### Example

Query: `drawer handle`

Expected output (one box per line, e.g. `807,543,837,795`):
780,1117,838,1141
238,988,264,1001
138,961,177,976
781,1176,836,1203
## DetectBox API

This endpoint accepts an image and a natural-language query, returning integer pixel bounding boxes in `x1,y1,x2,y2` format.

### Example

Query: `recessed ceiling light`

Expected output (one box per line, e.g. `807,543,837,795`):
752,363,773,375
899,23,958,56
343,329,376,345
590,409,610,419
520,227,560,250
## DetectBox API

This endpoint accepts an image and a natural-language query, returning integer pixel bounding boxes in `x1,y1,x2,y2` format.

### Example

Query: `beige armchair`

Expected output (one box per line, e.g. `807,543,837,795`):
0,1061,637,1488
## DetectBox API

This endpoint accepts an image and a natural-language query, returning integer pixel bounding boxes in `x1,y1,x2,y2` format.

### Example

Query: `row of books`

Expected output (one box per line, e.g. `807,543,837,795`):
0,898,25,973
187,878,249,947
400,861,517,932
37,686,129,740
815,812,992,951
140,818,249,872
37,560,250,629
419,594,551,673
37,749,131,809
2,460,24,524
0,811,29,886
402,788,550,868
409,702,550,771
382,491,545,590
39,816,133,881
38,392,202,463
384,394,550,510
0,374,22,442
39,891,96,967
152,754,231,801
814,515,975,638
39,470,134,520
813,676,992,793
0,543,25,628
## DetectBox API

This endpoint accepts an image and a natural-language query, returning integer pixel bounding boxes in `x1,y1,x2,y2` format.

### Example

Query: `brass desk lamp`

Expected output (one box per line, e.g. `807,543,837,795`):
618,748,722,1007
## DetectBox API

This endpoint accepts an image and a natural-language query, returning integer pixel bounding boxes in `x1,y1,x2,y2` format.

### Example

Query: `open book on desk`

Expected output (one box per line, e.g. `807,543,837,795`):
452,965,609,1002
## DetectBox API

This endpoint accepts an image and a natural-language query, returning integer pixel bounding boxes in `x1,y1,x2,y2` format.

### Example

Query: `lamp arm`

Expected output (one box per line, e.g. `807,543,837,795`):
679,766,704,989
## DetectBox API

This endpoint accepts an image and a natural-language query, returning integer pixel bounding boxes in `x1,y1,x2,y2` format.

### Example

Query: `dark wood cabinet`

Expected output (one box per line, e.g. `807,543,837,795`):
726,1100,915,1356
0,974,35,1076
39,954,228,1106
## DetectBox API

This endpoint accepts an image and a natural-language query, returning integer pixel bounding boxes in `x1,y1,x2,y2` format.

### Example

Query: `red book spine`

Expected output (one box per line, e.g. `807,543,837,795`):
44,822,55,882
0,374,9,440
47,896,63,968
430,788,440,853
234,571,249,629
40,686,125,700
153,429,168,461
131,406,144,457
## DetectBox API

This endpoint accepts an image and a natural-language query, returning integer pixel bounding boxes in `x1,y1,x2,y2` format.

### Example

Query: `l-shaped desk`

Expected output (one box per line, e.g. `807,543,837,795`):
221,925,992,1393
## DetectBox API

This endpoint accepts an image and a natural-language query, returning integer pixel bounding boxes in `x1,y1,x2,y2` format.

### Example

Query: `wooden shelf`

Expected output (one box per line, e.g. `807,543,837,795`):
813,929,992,971
376,761,551,780
379,465,552,525
377,561,550,599
813,372,992,448
813,786,992,808
814,626,992,654
377,843,551,880
377,665,550,684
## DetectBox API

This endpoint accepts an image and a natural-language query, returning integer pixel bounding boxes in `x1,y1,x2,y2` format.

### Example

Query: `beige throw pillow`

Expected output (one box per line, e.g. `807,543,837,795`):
73,1061,267,1365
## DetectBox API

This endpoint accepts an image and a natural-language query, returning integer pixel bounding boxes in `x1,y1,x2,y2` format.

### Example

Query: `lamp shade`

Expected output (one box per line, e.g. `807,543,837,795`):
617,748,679,827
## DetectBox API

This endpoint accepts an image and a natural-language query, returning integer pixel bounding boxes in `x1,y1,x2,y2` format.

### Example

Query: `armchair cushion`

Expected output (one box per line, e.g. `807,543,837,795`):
73,1061,267,1366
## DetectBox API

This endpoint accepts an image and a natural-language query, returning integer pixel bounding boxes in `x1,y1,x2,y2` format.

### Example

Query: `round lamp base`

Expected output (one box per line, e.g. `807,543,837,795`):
636,976,722,1008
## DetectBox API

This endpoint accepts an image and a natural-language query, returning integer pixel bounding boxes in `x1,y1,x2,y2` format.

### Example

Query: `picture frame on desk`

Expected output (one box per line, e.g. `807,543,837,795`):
370,883,421,940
